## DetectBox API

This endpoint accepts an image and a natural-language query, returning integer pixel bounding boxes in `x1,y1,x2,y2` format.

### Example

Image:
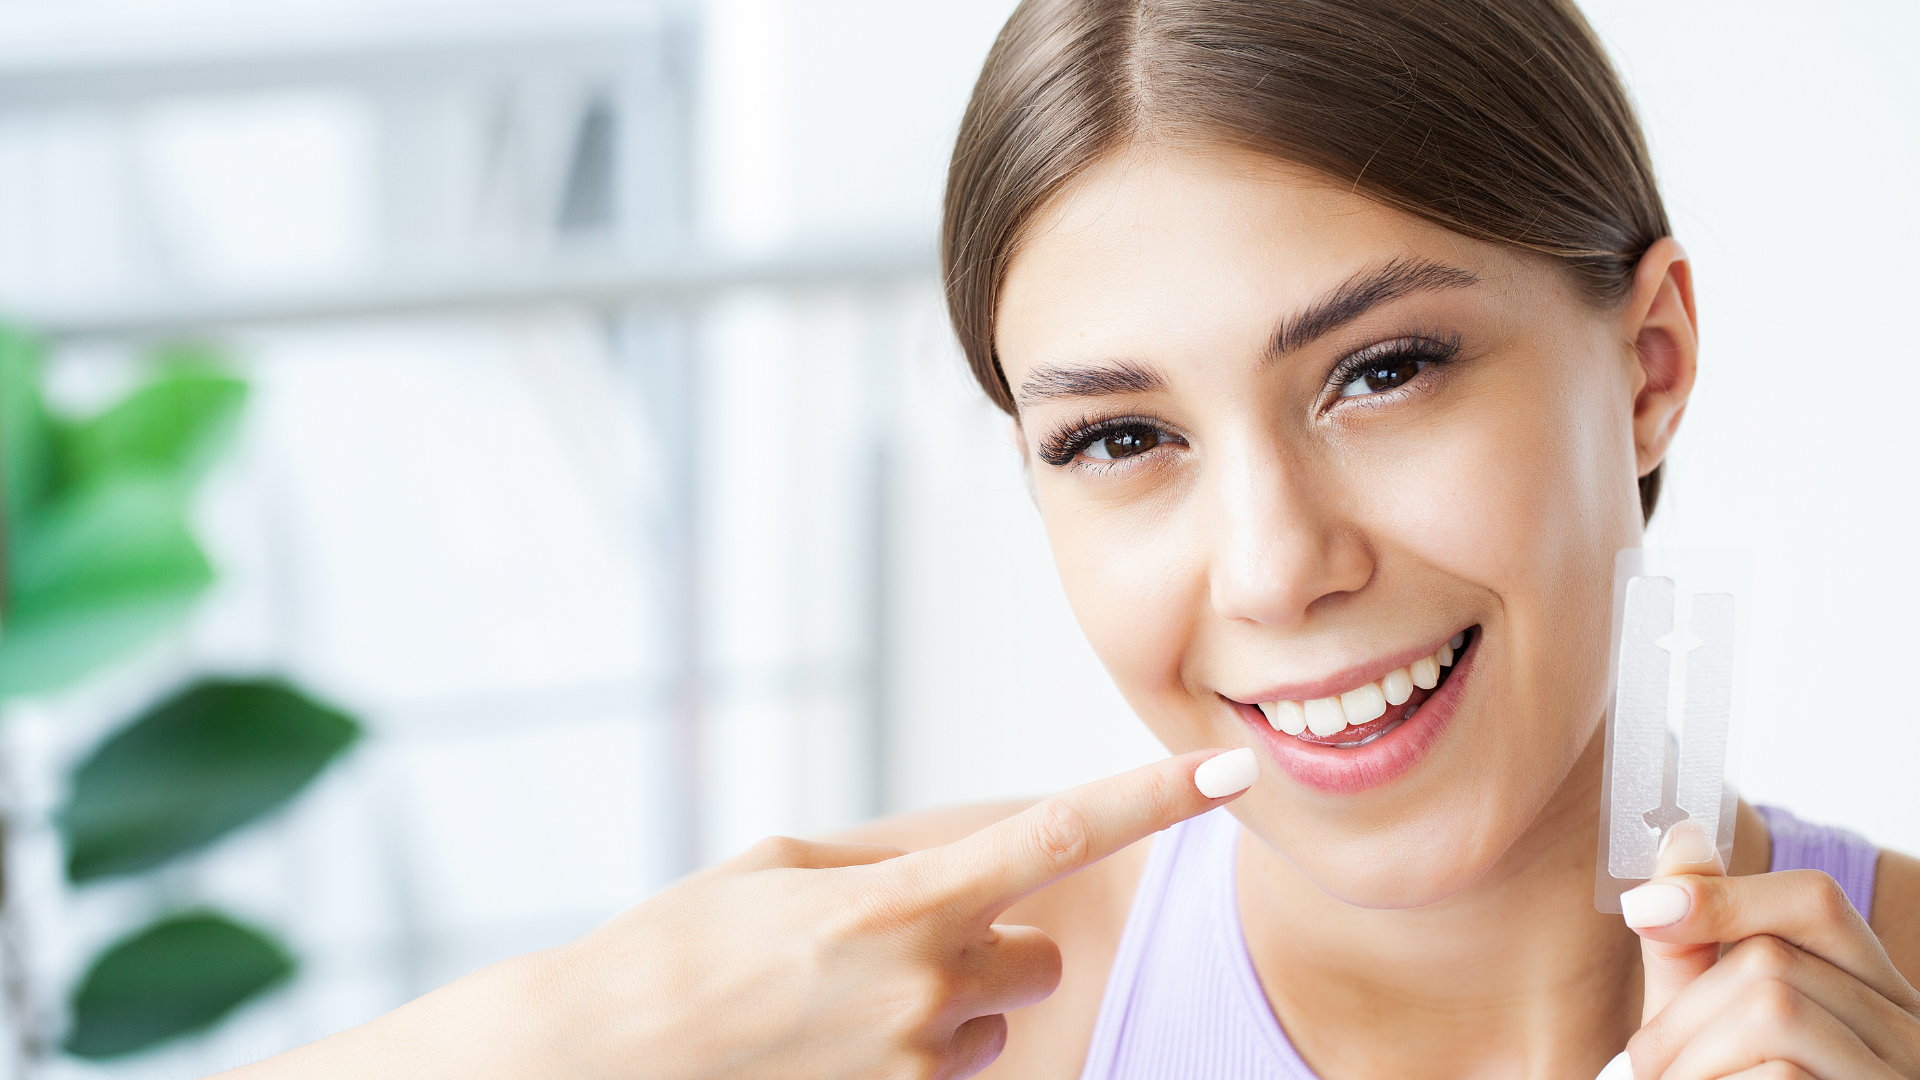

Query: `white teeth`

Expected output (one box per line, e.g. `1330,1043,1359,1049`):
1339,682,1387,725
1381,667,1413,706
1258,633,1467,742
1304,697,1346,737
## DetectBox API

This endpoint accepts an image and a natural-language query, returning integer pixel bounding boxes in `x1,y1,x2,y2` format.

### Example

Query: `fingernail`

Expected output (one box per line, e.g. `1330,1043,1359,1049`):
1194,748,1258,799
1595,1050,1633,1080
1658,821,1715,865
1620,882,1691,928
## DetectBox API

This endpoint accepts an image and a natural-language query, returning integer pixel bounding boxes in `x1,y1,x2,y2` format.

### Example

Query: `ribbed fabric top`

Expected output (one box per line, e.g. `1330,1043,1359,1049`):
1757,805,1878,921
1079,805,1880,1080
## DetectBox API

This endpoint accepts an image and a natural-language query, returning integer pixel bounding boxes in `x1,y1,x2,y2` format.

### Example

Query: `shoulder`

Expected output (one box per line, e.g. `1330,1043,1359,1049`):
828,800,1151,1079
1871,847,1920,988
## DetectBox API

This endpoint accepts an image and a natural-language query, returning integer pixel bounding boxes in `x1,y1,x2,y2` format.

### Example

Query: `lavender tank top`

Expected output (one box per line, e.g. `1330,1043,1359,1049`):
1079,805,1880,1080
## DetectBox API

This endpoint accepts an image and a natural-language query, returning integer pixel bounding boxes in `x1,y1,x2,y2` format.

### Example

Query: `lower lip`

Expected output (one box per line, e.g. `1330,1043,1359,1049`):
1235,632,1478,795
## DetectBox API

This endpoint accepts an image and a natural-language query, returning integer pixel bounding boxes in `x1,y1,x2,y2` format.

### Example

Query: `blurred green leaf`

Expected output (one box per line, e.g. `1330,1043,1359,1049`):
0,339,245,698
65,911,293,1059
0,591,207,699
0,326,53,536
60,679,361,882
58,360,246,495
0,477,214,696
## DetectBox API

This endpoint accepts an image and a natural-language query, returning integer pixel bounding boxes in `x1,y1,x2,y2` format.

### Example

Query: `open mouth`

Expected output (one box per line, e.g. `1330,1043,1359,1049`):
1249,627,1475,749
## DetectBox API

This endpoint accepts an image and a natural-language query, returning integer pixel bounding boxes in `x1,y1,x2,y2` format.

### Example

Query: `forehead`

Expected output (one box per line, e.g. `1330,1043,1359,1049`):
994,147,1520,372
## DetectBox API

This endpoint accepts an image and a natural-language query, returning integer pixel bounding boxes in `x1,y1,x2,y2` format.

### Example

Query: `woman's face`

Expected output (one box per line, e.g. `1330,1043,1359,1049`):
996,147,1683,908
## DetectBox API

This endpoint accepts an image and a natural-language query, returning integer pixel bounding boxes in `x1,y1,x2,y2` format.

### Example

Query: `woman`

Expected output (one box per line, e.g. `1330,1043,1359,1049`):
232,1,1920,1077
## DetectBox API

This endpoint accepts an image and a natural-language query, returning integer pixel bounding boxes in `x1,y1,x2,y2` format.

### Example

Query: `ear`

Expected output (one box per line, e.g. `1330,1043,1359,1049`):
1622,237,1698,478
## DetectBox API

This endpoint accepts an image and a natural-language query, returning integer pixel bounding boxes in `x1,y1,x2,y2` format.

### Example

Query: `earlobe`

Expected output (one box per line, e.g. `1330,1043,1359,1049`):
1626,238,1699,478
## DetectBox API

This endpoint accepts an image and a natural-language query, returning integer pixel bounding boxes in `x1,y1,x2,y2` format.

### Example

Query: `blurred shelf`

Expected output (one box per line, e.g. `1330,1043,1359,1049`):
0,1,691,105
9,244,939,341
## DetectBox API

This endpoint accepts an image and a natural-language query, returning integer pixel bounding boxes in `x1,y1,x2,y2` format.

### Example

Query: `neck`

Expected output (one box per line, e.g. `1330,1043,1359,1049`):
1237,729,1642,1079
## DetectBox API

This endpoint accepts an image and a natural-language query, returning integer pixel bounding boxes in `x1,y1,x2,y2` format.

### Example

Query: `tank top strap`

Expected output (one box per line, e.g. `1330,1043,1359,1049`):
1755,805,1880,922
1079,807,1318,1080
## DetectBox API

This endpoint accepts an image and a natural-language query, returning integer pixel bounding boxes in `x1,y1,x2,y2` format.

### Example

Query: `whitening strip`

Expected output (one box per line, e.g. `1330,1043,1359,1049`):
1595,549,1752,913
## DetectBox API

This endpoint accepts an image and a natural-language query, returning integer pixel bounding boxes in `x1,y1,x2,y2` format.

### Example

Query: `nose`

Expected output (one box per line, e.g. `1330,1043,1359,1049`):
1206,444,1373,627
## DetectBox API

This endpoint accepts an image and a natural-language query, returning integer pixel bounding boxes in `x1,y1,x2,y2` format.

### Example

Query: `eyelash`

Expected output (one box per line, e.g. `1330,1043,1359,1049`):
1324,334,1462,402
1037,414,1179,469
1037,334,1464,469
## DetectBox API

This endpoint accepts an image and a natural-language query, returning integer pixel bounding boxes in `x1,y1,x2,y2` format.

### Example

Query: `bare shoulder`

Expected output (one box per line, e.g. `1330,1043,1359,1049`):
829,800,1150,1079
1872,848,1920,988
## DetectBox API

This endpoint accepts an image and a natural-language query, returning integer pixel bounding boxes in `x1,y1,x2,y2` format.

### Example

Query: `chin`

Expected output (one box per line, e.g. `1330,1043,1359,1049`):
1247,806,1523,909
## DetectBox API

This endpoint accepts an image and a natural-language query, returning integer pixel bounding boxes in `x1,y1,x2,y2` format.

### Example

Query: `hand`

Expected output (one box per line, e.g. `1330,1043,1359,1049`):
1617,822,1920,1079
531,747,1255,1079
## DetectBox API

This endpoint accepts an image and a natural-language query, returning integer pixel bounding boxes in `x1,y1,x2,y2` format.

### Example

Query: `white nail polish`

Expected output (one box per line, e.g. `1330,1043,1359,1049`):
1619,882,1691,929
1594,1051,1632,1080
1194,748,1259,799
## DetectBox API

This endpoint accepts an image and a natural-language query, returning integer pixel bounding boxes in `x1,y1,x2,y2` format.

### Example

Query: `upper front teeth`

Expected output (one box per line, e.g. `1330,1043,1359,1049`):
1257,634,1464,739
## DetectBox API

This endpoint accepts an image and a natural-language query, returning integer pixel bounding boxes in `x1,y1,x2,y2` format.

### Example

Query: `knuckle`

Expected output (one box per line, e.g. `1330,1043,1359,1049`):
744,834,810,868
1741,978,1805,1027
1029,798,1093,871
1728,934,1797,981
1802,871,1855,923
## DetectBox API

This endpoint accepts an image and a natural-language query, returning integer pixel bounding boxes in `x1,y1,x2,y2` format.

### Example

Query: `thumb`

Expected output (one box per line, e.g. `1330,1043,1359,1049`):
1624,820,1725,1022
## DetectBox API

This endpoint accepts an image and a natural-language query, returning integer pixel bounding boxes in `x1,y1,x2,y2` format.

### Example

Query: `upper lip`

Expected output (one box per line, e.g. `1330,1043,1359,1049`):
1224,628,1469,704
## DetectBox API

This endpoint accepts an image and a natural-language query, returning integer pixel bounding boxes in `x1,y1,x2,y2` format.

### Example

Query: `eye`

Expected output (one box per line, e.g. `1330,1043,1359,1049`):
1331,336,1461,400
1337,357,1426,397
1036,416,1182,468
1082,426,1162,460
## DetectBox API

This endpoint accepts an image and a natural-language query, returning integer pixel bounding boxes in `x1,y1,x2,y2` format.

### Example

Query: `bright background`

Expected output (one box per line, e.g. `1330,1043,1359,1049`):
0,0,1912,1074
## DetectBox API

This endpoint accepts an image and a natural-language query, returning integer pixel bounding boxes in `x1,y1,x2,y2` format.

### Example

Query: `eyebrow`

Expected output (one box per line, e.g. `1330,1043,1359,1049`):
1268,257,1480,357
1010,256,1479,409
1014,359,1165,408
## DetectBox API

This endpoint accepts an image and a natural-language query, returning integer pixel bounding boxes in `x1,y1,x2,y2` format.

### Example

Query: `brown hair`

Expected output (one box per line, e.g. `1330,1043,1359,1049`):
942,0,1670,520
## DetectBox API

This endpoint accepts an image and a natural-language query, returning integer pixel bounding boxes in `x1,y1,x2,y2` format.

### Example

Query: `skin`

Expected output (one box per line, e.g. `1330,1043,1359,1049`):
215,144,1920,1080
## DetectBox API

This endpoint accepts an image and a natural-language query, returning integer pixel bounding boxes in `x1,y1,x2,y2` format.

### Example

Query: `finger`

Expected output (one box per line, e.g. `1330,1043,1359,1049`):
1634,820,1730,1021
946,1013,1008,1080
1624,861,1918,1014
1718,1064,1816,1080
1631,935,1920,1078
1660,980,1900,1080
905,748,1257,918
727,836,908,872
958,924,1063,1015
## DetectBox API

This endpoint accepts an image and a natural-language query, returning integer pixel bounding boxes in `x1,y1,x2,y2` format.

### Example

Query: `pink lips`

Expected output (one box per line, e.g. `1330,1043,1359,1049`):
1234,631,1478,794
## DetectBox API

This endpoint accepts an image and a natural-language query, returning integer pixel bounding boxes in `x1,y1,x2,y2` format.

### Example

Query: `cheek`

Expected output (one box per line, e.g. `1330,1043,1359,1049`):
1039,487,1209,731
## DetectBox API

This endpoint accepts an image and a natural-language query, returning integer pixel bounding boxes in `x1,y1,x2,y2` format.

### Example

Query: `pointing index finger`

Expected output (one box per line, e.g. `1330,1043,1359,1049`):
910,748,1258,919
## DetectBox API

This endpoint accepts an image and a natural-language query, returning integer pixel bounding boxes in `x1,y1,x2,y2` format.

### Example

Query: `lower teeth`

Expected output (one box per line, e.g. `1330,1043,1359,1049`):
1330,717,1404,748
